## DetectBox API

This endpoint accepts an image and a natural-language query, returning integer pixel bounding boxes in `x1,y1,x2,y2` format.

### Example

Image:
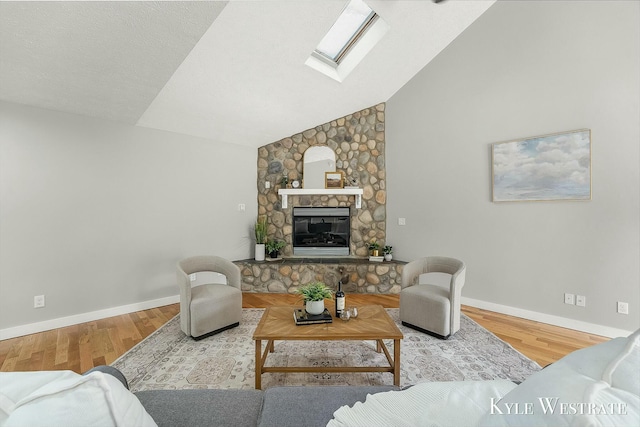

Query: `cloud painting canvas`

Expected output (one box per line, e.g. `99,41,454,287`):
492,129,591,202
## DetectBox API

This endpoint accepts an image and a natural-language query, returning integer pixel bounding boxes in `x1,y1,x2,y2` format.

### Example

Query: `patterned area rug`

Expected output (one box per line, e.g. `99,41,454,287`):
113,309,540,391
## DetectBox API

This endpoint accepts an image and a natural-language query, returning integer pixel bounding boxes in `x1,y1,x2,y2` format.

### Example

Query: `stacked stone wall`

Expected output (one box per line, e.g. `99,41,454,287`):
257,103,387,256
235,259,404,294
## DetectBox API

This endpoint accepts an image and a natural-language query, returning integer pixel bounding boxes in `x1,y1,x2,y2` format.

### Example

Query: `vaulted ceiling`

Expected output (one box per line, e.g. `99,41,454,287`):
0,0,495,148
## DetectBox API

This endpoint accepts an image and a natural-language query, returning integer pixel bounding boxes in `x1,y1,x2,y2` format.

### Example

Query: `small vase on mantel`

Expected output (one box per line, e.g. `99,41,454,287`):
384,254,393,261
255,244,265,262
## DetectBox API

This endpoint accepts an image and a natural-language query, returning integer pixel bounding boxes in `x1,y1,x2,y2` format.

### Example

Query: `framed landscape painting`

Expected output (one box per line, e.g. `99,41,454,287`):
492,129,591,202
325,171,344,189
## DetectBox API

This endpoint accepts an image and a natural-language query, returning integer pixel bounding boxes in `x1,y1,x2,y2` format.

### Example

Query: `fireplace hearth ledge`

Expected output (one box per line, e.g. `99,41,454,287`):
233,258,407,294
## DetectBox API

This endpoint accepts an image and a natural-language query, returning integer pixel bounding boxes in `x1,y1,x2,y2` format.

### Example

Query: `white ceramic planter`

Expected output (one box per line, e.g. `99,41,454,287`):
305,300,325,315
255,244,265,261
384,254,393,261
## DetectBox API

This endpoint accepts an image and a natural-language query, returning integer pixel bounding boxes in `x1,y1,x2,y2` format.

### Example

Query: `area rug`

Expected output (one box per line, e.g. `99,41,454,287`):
112,309,540,391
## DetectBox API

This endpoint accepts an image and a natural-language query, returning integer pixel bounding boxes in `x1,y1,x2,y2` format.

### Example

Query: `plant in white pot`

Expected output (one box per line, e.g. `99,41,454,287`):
297,281,333,315
254,216,267,261
383,245,393,261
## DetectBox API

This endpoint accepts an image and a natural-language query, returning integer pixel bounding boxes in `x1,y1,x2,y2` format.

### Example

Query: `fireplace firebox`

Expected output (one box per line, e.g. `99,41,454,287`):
293,207,350,256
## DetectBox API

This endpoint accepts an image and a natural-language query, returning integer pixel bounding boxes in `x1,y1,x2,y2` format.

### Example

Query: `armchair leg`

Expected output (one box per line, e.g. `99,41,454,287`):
401,321,450,340
192,322,240,341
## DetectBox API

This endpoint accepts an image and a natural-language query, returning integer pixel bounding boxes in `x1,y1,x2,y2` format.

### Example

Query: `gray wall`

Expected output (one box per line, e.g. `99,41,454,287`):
386,0,639,332
0,102,257,330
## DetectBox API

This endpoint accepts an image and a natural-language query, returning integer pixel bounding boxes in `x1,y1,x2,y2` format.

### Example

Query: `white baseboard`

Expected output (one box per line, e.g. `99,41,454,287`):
0,295,180,341
462,296,634,339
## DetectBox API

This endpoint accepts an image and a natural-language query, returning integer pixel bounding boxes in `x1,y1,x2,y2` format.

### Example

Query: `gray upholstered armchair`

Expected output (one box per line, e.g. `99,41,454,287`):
176,256,242,340
400,256,466,339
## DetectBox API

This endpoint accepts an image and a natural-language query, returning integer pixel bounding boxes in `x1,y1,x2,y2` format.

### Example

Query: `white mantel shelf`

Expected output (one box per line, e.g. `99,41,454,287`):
278,188,364,209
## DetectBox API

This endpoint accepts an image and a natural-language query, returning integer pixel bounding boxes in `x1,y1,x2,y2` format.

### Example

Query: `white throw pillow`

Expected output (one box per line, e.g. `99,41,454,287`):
478,330,640,427
0,370,157,427
603,329,640,395
328,380,516,427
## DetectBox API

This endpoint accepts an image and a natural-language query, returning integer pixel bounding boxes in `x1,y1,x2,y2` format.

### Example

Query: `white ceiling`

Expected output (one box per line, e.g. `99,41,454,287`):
0,0,495,148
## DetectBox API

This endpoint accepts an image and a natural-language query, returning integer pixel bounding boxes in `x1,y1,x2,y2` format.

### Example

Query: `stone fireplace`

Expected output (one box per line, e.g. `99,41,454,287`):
257,103,386,257
237,102,401,294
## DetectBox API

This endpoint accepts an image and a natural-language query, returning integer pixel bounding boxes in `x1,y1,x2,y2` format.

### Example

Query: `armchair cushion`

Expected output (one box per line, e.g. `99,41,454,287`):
190,284,242,338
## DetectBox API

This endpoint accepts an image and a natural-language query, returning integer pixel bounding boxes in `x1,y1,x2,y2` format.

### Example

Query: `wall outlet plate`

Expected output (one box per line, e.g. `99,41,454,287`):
564,293,575,305
34,295,45,308
576,295,586,307
617,301,629,315
190,273,197,282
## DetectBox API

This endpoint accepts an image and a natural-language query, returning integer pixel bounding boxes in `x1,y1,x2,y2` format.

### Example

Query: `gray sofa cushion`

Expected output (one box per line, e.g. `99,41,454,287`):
135,389,263,427
258,385,399,427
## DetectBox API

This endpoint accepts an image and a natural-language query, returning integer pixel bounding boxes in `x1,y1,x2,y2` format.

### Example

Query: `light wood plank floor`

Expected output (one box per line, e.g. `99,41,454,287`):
0,293,608,373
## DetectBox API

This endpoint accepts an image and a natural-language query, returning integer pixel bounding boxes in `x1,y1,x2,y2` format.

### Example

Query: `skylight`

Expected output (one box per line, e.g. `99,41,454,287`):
313,0,377,65
306,0,388,82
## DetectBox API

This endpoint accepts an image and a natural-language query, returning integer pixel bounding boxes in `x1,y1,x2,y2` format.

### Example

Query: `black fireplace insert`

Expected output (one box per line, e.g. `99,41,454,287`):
292,207,350,256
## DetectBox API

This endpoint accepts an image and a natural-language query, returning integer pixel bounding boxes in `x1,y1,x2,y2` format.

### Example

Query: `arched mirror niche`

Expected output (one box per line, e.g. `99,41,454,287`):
303,146,336,189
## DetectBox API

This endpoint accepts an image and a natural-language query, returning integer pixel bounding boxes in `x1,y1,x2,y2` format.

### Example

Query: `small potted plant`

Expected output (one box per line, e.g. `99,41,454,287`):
254,216,267,261
297,281,333,315
368,240,380,257
265,239,285,259
383,245,393,261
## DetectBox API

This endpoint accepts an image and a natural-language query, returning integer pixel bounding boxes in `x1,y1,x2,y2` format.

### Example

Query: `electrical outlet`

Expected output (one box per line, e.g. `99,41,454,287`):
564,293,575,305
190,273,197,282
398,218,406,226
576,295,586,307
238,203,246,211
34,295,45,308
265,181,271,189
617,301,629,315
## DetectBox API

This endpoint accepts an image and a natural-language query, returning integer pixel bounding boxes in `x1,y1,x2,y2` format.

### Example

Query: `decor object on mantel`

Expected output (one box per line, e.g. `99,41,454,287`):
325,171,344,189
279,175,289,189
265,239,285,260
297,281,333,315
254,216,267,261
302,146,336,189
383,245,393,261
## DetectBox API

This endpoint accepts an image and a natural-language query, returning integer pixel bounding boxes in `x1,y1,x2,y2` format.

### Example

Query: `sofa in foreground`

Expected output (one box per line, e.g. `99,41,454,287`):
1,329,638,427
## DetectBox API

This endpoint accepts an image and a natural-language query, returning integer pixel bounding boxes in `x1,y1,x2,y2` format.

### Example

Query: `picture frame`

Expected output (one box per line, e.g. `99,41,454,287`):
325,171,344,189
492,129,591,202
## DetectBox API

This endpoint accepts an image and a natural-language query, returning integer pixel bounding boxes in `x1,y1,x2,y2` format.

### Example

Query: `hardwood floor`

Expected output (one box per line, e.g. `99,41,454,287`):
0,293,608,373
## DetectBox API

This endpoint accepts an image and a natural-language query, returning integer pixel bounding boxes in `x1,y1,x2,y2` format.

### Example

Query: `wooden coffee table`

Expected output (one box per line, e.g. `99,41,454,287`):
252,304,403,389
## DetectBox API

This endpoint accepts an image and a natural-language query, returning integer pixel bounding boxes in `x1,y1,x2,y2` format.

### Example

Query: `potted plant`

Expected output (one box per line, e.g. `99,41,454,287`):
368,240,380,257
297,281,333,315
265,239,285,259
254,216,267,261
383,245,393,261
